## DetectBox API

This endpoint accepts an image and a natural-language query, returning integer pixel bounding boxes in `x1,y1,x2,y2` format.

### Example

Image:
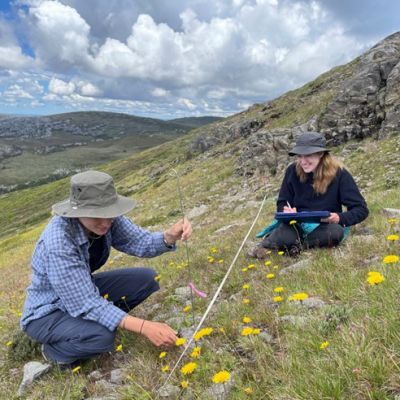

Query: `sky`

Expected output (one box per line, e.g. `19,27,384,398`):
0,0,399,119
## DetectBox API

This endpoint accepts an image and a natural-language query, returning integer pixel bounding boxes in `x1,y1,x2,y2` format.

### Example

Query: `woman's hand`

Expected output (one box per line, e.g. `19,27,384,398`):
141,321,178,347
283,206,297,213
321,212,340,224
164,218,192,245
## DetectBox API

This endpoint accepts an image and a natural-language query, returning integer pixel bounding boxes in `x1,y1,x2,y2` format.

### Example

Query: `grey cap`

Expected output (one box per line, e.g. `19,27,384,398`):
52,170,135,218
288,132,329,156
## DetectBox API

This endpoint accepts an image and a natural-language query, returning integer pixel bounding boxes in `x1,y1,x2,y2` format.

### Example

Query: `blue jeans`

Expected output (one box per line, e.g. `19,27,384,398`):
25,267,159,363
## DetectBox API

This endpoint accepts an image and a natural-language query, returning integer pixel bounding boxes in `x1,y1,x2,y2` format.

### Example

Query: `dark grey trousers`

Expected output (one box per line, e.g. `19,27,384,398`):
262,222,344,253
25,267,159,363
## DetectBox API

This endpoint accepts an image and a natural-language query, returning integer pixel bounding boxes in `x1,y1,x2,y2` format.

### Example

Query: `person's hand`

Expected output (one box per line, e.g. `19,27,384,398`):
283,206,297,213
164,218,192,245
141,321,178,347
321,212,340,224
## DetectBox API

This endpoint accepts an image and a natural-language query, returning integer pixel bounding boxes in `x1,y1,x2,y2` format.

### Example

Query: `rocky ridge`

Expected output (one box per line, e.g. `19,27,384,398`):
191,32,400,177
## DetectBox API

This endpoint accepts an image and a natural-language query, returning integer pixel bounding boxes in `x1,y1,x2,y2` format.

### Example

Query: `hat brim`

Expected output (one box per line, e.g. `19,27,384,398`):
52,195,135,218
288,146,329,156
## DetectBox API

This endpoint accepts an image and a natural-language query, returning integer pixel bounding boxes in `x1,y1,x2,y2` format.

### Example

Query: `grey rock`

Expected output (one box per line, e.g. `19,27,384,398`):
259,331,274,344
109,368,125,385
205,372,235,400
18,361,52,396
174,286,192,300
187,204,208,219
88,370,103,381
158,383,180,398
279,315,308,326
382,207,400,217
279,259,312,275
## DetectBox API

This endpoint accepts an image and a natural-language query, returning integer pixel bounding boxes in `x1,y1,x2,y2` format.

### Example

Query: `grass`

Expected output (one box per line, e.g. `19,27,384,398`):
0,127,400,399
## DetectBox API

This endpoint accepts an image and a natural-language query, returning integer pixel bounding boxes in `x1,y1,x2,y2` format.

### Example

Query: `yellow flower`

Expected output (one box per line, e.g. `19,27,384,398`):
190,346,201,358
181,380,189,389
175,338,186,346
159,351,167,359
242,267,248,272
242,316,252,324
72,366,81,373
242,298,250,304
387,234,399,241
115,344,123,352
277,251,284,256
288,292,309,301
244,387,253,395
383,255,399,264
289,220,297,225
154,274,161,281
183,305,191,313
320,341,329,350
181,362,197,375
367,271,385,285
162,365,170,373
264,260,272,266
247,264,256,269
273,296,283,303
242,283,250,290
103,293,109,300
212,370,231,384
266,273,275,279
241,327,254,336
274,286,284,293
194,327,213,341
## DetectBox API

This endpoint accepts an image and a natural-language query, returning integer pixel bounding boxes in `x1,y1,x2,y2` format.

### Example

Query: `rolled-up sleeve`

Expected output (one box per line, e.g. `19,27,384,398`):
111,216,175,257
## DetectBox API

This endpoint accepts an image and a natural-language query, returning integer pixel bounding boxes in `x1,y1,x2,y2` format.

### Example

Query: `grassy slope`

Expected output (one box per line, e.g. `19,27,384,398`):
1,72,399,399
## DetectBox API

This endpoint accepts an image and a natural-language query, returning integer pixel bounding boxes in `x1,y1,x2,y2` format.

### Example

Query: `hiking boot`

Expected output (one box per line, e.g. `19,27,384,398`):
247,245,269,260
41,344,80,370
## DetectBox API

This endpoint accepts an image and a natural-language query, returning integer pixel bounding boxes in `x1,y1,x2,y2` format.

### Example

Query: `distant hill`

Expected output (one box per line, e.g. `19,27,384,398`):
0,111,222,192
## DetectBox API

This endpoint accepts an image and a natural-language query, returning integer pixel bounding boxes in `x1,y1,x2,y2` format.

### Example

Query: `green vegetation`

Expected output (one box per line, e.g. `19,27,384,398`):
1,126,399,399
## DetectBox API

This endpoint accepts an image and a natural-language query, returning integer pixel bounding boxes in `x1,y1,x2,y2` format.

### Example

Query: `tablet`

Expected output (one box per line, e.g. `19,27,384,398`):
275,211,330,223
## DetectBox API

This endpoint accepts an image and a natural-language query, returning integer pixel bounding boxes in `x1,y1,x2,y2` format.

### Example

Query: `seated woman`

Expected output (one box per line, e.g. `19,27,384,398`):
251,132,369,257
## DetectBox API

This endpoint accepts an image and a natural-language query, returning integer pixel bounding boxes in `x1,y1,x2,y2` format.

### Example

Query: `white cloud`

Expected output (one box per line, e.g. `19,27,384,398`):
3,84,34,99
48,78,75,95
151,87,169,97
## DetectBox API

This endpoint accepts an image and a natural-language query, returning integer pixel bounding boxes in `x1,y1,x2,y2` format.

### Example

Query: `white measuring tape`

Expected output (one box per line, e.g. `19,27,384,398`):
156,193,267,396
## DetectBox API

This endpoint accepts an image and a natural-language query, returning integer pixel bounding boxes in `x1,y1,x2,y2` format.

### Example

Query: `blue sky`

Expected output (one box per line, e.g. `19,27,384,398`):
0,0,399,119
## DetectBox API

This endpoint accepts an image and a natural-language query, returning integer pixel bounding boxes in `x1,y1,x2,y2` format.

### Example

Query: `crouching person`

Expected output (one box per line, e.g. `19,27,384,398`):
20,170,192,368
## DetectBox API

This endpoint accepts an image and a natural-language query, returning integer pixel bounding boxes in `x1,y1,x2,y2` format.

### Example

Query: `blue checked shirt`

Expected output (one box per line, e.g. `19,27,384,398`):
21,216,174,331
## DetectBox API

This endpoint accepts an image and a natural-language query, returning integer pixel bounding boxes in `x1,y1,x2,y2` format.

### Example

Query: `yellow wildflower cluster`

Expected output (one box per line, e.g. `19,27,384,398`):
367,271,385,285
383,254,399,264
288,292,309,301
181,362,197,375
194,327,213,341
212,370,231,384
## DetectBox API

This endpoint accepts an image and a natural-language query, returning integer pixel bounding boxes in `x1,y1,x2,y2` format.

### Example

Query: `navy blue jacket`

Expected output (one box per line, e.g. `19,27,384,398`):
277,163,369,227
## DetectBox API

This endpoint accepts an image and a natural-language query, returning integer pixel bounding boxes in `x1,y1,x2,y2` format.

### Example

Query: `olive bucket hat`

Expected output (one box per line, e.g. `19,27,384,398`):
288,132,329,156
52,170,135,218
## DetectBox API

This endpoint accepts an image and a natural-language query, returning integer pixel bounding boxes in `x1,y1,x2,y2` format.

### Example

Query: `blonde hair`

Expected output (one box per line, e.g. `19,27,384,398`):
295,153,343,194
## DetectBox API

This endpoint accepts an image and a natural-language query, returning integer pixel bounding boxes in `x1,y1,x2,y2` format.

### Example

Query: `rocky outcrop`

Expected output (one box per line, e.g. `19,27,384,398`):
318,32,400,142
191,32,400,177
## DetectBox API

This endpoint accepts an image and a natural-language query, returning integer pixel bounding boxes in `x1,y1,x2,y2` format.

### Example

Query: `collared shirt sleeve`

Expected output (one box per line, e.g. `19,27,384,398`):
111,216,175,257
46,237,126,331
